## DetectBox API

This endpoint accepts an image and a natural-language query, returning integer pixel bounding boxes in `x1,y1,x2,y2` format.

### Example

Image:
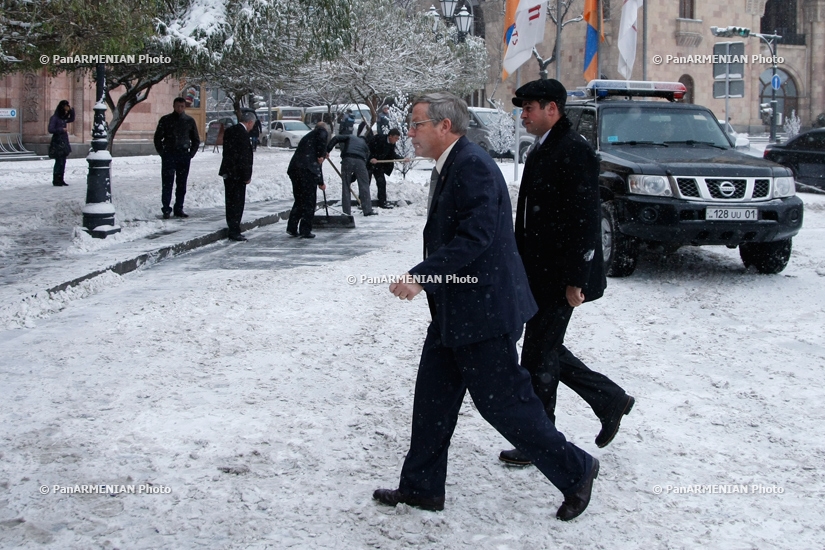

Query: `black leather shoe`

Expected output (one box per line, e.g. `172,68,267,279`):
174,211,189,218
287,230,298,237
363,211,378,216
162,211,171,219
373,488,444,512
556,458,599,521
377,203,394,209
595,395,635,448
499,448,532,467
228,234,247,241
299,233,316,239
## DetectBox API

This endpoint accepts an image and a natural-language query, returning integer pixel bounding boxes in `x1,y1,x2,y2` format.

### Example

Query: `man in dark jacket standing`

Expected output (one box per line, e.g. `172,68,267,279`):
287,123,329,238
373,92,599,522
218,111,255,241
367,128,404,208
154,97,200,219
327,131,375,216
498,79,635,468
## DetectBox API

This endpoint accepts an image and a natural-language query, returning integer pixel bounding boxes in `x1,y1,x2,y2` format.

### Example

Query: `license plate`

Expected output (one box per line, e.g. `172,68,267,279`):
705,207,758,221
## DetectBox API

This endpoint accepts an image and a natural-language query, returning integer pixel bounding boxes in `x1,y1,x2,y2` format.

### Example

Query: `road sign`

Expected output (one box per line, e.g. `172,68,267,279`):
0,108,17,118
712,42,745,100
771,74,781,90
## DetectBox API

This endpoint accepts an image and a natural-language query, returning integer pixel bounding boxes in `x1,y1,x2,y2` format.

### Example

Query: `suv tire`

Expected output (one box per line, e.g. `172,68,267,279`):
602,201,639,277
739,238,792,274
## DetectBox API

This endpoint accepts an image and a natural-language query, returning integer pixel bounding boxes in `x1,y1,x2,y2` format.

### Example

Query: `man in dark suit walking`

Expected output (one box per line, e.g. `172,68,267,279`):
498,79,634,468
218,112,256,242
373,92,599,521
287,122,329,238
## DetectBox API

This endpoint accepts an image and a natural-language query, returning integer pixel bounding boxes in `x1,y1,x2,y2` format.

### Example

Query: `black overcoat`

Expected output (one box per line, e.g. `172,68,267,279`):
514,116,606,307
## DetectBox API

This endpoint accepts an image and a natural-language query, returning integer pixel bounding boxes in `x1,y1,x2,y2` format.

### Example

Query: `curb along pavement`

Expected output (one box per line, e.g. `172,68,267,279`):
0,198,307,310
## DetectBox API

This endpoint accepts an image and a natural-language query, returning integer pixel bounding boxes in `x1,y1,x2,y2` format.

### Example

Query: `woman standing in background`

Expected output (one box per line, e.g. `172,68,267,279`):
48,100,75,186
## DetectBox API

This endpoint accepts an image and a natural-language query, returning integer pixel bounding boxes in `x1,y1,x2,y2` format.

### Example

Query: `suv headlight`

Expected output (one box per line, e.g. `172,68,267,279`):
628,175,672,197
773,176,795,198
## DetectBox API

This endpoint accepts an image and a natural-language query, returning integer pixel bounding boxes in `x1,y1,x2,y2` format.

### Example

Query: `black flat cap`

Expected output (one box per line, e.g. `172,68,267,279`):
512,79,567,107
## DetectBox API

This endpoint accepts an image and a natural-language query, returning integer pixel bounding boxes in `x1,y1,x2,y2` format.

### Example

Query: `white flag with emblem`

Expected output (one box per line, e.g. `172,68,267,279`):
502,0,549,76
617,0,642,79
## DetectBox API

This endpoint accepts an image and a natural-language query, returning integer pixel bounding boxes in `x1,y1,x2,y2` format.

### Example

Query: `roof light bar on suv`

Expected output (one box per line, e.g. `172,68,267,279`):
585,80,687,101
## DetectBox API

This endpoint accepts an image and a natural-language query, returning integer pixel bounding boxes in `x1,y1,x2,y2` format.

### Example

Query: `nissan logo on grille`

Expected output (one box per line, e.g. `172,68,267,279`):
718,181,736,197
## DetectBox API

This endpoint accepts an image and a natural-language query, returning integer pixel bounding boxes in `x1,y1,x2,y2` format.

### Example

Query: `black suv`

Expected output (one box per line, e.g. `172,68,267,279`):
565,80,804,276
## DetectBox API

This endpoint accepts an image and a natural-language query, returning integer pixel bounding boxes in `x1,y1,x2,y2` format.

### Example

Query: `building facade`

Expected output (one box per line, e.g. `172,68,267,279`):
484,0,824,133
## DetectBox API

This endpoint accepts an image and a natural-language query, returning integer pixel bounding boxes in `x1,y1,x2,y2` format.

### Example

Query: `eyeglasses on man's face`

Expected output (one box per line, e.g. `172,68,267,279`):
409,118,436,131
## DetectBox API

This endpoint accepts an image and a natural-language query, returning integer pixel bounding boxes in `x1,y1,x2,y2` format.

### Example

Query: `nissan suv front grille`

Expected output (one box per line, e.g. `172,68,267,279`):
673,176,773,201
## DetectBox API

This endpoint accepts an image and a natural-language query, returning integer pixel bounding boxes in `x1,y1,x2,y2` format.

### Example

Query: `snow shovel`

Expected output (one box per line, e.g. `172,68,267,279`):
325,157,361,207
314,187,355,229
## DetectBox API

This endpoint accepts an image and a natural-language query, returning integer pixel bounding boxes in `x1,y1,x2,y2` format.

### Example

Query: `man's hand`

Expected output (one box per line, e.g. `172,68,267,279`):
566,286,585,307
389,273,423,301
317,156,326,164
370,158,378,165
244,179,251,185
319,184,326,191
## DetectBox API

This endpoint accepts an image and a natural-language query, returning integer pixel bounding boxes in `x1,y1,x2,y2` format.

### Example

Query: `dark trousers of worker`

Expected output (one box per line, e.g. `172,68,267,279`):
340,157,372,215
522,300,626,424
370,170,388,206
223,178,247,237
397,325,592,500
161,153,191,214
287,172,318,236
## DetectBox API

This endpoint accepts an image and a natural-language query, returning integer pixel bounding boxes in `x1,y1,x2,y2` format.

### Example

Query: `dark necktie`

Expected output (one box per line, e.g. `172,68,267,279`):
427,167,439,213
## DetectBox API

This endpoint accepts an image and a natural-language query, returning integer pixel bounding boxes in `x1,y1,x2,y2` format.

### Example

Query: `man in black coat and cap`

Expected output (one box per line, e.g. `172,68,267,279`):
498,79,635,467
287,122,329,238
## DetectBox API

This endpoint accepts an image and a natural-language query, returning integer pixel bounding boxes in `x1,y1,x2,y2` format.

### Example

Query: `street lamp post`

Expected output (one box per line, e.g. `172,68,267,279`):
427,2,474,41
82,63,120,238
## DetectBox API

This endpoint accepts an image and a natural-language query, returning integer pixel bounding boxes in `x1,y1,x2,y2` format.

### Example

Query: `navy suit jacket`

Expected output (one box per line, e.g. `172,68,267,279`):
409,136,537,348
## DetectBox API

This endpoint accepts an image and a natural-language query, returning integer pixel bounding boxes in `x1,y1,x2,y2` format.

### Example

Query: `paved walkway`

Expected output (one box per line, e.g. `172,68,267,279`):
0,198,300,306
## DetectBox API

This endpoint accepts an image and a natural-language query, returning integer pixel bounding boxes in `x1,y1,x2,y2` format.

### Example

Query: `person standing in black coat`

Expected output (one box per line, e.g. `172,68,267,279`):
367,128,404,208
48,100,75,186
218,112,255,241
498,79,635,468
154,97,200,219
373,92,599,521
287,123,329,238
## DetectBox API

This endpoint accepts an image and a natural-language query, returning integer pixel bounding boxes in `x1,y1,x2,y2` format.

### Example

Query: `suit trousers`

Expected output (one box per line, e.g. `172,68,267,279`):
398,325,591,500
161,153,191,214
223,178,247,237
287,171,318,236
340,157,372,215
522,301,626,424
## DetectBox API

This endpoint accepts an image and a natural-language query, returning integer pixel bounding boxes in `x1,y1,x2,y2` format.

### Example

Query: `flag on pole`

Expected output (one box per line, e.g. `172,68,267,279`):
617,0,642,79
502,0,549,80
583,0,604,82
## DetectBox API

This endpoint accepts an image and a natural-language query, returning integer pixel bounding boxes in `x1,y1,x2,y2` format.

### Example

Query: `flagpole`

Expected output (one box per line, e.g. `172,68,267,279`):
514,67,521,182
555,0,562,80
642,0,648,80
596,0,601,79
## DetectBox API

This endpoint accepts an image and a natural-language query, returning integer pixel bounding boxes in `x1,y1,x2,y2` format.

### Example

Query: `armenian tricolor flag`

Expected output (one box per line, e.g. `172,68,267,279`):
583,0,604,82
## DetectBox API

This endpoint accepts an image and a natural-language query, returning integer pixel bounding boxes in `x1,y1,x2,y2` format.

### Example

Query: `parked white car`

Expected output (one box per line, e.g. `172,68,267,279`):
269,120,311,148
718,119,751,150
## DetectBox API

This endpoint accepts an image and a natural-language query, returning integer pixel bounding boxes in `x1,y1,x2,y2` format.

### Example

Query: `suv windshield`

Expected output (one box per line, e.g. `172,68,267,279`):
599,106,731,148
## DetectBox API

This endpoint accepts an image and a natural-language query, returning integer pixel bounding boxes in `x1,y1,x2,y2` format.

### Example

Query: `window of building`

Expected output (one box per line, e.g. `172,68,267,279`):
679,0,695,19
678,75,695,104
761,0,803,45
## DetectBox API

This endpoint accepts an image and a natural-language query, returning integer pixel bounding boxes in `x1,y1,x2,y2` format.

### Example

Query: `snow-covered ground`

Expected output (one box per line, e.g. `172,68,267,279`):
1,147,824,548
